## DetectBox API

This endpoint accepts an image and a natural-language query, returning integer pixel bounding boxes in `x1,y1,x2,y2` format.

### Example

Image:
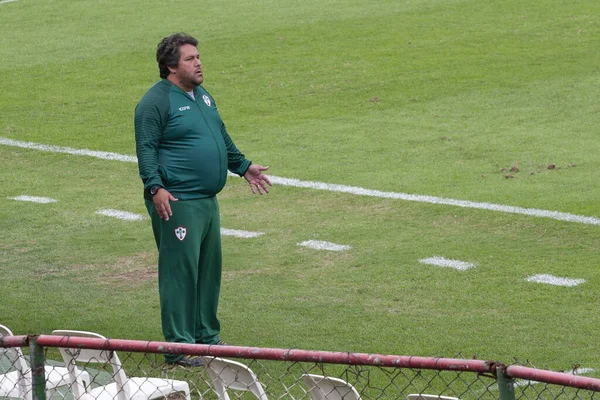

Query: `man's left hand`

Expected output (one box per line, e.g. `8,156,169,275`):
244,164,272,195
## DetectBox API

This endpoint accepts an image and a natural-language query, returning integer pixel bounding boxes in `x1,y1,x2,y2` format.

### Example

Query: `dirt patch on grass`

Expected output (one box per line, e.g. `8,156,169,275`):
27,253,158,285
222,267,275,281
99,252,158,287
55,253,280,287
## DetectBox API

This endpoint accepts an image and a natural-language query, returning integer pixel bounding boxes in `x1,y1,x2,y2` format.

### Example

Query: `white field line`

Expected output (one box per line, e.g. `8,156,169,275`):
0,0,18,4
8,195,58,204
267,175,600,226
3,137,600,226
419,256,476,271
298,240,351,251
0,138,137,163
221,228,264,238
93,209,263,236
96,209,145,221
525,274,586,287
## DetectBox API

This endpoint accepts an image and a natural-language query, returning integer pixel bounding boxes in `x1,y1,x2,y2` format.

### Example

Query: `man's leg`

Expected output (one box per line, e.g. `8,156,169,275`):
195,196,222,344
146,199,204,363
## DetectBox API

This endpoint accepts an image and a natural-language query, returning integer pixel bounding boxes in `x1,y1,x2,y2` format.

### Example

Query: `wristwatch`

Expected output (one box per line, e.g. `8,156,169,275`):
150,185,162,196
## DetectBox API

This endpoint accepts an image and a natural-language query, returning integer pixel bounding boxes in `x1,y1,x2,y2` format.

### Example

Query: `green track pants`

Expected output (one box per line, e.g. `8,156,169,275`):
145,196,222,363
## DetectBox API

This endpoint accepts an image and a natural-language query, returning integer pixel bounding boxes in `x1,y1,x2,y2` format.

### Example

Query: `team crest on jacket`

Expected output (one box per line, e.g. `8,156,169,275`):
174,226,187,241
202,94,211,107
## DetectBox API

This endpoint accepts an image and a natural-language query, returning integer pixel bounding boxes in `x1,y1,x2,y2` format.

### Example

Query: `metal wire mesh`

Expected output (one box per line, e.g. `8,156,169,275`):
38,348,499,399
0,342,598,400
1,340,33,400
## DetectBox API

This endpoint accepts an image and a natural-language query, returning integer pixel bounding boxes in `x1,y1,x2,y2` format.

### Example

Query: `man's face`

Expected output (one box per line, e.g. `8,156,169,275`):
171,44,203,89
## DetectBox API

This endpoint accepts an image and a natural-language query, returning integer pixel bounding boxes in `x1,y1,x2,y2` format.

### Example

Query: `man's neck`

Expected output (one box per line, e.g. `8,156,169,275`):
167,75,196,92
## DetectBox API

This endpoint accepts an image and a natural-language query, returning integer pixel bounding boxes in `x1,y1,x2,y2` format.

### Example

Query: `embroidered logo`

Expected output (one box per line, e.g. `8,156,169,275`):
174,226,187,241
202,94,211,107
179,105,190,111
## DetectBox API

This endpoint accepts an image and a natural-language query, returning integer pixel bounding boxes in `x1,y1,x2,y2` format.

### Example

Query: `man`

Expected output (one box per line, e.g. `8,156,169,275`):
134,33,271,367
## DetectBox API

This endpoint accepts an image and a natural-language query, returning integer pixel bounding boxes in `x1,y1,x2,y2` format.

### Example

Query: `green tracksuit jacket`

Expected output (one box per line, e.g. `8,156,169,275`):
134,79,251,199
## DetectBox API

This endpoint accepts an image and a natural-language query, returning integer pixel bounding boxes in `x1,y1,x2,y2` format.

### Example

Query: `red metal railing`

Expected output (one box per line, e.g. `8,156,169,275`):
506,365,600,392
36,335,493,372
0,334,28,347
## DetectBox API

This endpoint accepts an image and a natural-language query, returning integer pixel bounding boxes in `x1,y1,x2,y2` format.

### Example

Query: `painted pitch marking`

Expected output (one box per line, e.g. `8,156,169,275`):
419,256,476,271
3,137,600,226
9,195,58,204
266,175,600,226
94,209,264,236
298,240,351,251
0,138,137,163
221,228,264,238
96,209,145,221
525,274,585,287
0,0,18,4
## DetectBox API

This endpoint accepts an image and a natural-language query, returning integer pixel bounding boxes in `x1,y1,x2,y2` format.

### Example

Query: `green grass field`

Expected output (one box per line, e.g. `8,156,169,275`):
1,0,599,375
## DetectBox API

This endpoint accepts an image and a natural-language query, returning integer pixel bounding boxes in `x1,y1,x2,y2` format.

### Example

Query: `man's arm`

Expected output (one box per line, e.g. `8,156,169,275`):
220,123,272,195
134,101,166,195
220,122,252,176
134,92,178,220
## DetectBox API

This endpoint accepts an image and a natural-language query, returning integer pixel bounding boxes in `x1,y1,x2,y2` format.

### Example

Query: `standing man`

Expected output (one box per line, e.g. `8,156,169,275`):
134,33,271,367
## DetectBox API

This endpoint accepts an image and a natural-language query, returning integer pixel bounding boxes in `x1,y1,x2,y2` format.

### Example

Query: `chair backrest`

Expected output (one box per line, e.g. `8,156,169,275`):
301,374,361,400
406,395,460,400
0,324,31,400
0,324,29,373
201,356,268,400
52,329,128,400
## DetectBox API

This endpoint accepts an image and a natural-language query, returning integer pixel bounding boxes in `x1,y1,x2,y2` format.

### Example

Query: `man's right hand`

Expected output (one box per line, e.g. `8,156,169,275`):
152,188,178,221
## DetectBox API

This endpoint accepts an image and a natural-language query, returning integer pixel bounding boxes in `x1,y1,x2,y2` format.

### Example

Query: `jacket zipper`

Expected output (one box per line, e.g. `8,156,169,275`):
193,91,225,191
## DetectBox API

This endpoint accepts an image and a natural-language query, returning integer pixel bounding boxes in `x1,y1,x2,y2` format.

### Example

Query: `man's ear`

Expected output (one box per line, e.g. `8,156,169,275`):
168,65,177,75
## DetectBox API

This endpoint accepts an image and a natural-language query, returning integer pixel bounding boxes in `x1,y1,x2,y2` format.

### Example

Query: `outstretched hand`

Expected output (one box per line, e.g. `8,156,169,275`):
244,164,272,195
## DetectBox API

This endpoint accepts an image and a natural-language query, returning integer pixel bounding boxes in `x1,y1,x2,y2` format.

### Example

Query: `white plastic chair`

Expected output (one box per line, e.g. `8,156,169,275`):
0,324,91,400
301,374,361,400
201,356,268,400
52,330,190,400
407,394,460,400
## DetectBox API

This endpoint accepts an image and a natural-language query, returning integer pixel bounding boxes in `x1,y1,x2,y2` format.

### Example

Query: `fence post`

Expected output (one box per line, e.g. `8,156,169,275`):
29,335,46,400
497,364,516,400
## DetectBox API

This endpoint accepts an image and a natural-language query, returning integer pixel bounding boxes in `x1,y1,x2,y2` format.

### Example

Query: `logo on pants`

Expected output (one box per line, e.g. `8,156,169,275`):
174,226,187,241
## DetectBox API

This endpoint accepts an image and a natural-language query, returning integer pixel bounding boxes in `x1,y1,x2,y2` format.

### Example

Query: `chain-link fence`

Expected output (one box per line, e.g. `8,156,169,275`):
2,333,599,400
